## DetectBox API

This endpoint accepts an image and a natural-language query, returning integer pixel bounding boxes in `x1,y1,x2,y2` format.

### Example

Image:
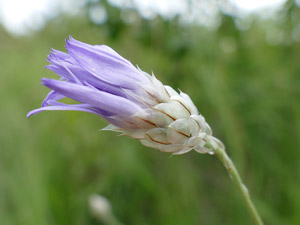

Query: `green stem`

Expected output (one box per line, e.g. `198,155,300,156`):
213,147,264,225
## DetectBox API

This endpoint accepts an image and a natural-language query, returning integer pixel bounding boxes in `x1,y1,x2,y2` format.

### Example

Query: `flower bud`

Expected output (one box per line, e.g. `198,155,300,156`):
28,36,224,154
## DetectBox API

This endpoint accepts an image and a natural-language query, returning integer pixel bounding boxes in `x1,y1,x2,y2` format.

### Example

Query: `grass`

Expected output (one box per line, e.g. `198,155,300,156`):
0,9,300,225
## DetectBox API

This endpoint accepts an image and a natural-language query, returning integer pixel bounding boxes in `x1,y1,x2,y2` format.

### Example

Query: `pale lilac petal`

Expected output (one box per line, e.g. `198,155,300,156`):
28,103,131,128
48,49,76,64
65,38,149,89
45,64,74,81
42,90,65,107
49,49,69,60
68,36,130,65
42,78,142,116
46,100,113,117
27,105,102,118
47,49,132,96
46,61,127,96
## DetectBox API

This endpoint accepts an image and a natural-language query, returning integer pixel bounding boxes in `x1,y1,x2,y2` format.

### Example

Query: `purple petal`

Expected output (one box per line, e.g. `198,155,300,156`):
47,49,132,96
48,49,78,65
42,78,142,116
68,36,130,65
45,64,75,82
49,49,70,60
46,61,127,97
46,100,113,117
65,38,149,89
42,90,65,107
27,105,102,118
27,103,136,130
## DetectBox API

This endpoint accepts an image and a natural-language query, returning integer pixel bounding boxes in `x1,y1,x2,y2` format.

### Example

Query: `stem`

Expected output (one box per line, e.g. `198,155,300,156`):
213,147,264,225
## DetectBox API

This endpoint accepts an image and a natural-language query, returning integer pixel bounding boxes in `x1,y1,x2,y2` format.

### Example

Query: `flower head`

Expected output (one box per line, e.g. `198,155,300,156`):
28,36,223,154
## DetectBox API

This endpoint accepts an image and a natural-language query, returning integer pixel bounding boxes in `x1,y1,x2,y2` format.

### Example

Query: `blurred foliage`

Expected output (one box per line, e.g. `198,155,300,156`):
0,0,300,225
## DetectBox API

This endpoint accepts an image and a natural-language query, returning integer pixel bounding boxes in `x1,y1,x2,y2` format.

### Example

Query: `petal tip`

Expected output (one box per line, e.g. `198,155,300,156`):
41,78,54,87
69,35,75,41
65,38,71,49
26,110,35,119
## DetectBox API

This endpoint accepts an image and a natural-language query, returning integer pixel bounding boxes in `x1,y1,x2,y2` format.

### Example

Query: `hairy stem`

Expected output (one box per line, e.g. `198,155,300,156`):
213,147,264,225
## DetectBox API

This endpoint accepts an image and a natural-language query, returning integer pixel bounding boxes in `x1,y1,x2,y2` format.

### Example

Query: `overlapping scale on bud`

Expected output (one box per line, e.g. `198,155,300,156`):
104,73,224,155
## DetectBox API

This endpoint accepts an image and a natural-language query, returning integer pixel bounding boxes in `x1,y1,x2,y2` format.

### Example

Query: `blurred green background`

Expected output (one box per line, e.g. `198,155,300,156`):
1,0,300,225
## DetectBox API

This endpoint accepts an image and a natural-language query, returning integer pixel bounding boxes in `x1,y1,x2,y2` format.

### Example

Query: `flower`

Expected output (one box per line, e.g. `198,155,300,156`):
27,36,224,154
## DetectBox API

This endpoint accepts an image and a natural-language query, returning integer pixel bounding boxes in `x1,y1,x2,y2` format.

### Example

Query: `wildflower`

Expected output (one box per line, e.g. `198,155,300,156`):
27,36,223,154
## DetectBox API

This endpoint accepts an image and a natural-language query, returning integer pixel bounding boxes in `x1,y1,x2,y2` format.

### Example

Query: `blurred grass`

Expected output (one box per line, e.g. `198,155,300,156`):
1,2,300,225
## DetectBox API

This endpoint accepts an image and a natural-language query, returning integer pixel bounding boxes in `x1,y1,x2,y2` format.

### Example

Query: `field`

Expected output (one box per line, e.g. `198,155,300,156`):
1,2,300,225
